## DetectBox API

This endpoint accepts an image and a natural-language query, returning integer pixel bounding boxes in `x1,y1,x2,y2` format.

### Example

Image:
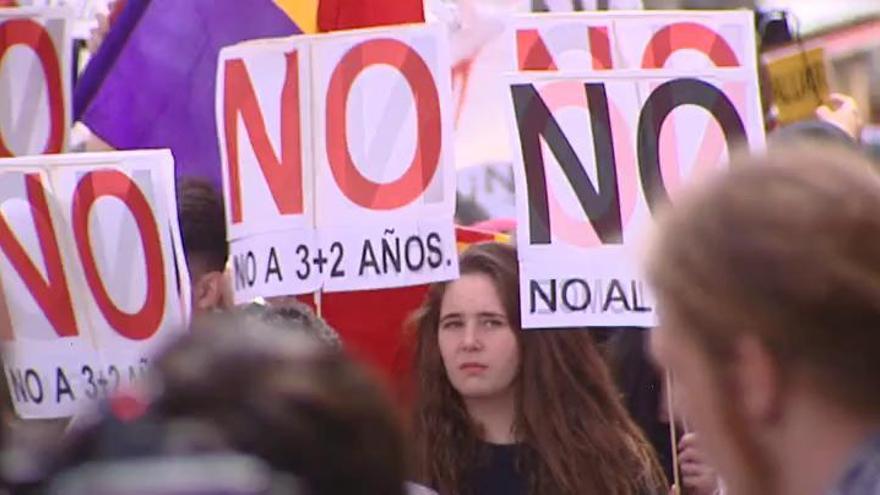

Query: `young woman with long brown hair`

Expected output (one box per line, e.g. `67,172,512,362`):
411,242,667,495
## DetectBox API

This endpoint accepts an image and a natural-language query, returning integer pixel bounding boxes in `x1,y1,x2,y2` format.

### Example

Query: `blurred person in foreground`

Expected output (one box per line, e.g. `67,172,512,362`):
45,311,419,495
647,142,880,495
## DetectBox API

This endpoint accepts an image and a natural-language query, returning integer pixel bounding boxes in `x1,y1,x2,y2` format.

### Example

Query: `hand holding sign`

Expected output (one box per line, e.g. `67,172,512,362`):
816,93,863,140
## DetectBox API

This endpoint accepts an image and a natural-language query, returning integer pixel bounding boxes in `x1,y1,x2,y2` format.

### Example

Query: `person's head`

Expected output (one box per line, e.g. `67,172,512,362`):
412,242,665,495
177,178,228,313
242,298,343,349
148,313,407,495
647,143,880,495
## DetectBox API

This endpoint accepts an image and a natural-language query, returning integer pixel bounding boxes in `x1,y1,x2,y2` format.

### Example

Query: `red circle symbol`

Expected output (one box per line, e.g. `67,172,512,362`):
72,170,166,340
326,38,442,210
642,22,740,69
0,19,65,156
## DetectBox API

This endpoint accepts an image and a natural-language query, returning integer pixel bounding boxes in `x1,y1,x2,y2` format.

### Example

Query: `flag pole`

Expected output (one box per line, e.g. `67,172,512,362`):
315,289,323,319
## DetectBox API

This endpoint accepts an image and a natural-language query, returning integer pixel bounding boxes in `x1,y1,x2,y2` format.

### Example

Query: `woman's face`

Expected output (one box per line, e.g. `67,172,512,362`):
437,273,520,402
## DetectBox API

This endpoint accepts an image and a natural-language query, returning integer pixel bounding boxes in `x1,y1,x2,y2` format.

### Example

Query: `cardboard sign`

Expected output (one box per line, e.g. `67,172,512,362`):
450,9,758,178
501,10,765,329
218,24,458,302
0,150,189,418
511,10,758,72
0,8,71,157
764,47,829,125
311,25,458,293
506,69,766,328
217,36,320,303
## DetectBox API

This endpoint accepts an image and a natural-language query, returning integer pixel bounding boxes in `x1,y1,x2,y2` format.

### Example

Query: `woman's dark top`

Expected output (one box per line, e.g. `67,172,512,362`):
466,442,528,495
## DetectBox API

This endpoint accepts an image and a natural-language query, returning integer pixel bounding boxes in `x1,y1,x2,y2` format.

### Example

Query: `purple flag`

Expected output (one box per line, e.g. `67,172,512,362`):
75,0,300,188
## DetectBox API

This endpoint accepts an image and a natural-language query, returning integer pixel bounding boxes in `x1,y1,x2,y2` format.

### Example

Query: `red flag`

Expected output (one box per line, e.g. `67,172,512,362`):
317,0,424,32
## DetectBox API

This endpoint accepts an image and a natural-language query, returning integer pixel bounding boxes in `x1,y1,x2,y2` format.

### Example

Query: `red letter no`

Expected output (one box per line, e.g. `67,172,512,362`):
326,38,442,210
0,174,77,339
224,51,304,224
0,19,65,156
72,171,165,341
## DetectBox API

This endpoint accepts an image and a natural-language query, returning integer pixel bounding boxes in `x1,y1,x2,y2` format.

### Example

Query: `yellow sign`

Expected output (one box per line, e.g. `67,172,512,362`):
766,47,830,125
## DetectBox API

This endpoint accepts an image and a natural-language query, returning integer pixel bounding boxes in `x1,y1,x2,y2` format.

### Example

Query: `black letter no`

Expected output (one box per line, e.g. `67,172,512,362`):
637,78,747,214
511,83,623,245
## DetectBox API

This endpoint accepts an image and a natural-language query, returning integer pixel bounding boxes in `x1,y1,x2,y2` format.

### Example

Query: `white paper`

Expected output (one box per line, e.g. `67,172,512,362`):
218,24,460,296
0,150,188,418
0,7,71,157
505,69,766,328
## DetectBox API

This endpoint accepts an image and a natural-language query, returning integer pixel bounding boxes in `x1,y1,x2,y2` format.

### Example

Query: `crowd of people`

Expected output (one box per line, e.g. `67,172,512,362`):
3,2,880,495
1,131,879,495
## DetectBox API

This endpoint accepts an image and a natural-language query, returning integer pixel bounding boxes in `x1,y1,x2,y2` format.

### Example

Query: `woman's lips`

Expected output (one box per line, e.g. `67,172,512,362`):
459,363,487,373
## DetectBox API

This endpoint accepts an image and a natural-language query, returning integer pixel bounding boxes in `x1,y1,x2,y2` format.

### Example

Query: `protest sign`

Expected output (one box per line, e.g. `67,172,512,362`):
764,47,830,125
0,7,71,158
0,150,189,418
506,69,766,328
311,24,458,292
218,24,458,302
449,8,758,182
217,36,320,303
511,10,758,72
426,0,644,173
503,10,764,329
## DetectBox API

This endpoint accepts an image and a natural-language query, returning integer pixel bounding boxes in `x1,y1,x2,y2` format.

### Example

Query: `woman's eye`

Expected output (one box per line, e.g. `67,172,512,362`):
441,320,463,330
482,319,504,328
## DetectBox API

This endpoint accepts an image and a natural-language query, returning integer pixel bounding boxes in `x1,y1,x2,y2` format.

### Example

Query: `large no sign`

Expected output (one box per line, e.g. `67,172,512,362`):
505,11,766,328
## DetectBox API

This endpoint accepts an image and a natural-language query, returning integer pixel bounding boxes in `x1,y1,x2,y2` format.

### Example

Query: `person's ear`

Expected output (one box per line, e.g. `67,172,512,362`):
193,271,225,312
733,335,784,425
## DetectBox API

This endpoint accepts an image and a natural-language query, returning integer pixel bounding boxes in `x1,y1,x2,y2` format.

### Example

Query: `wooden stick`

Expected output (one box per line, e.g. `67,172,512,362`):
666,370,682,495
315,289,323,319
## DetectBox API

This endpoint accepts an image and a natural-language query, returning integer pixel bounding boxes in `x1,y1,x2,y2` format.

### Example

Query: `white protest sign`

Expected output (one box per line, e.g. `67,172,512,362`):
0,150,189,418
0,7,71,157
12,0,114,40
503,10,764,328
217,37,320,303
511,10,758,72
311,23,458,292
453,9,757,171
506,69,766,328
218,24,459,301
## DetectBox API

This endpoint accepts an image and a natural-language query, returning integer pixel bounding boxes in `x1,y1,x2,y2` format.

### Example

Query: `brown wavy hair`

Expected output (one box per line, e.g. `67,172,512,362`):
411,242,667,495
